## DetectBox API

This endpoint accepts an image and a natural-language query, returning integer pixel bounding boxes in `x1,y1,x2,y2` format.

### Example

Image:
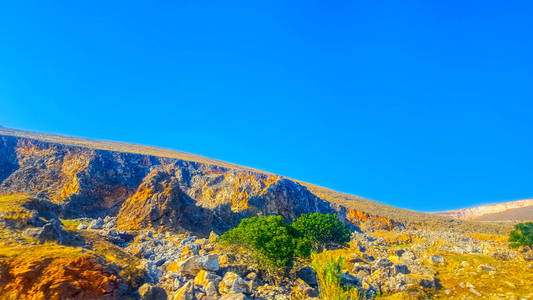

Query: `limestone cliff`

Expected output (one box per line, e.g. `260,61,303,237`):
0,132,337,234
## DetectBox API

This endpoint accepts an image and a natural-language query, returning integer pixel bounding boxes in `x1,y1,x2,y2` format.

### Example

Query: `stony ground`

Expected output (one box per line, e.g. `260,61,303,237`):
66,217,533,299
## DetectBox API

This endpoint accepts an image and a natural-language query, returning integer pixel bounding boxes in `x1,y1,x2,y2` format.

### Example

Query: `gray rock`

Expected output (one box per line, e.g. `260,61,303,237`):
88,217,104,229
103,216,117,228
138,283,167,300
174,280,195,300
296,266,317,287
430,255,444,264
374,258,393,269
76,223,88,230
339,273,361,288
198,254,219,272
394,264,410,274
23,219,68,244
478,264,495,272
205,281,220,298
352,263,371,277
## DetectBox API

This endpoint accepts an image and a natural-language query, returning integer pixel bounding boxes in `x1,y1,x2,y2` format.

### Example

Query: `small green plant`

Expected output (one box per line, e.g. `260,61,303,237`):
311,254,358,300
291,213,351,250
509,222,533,249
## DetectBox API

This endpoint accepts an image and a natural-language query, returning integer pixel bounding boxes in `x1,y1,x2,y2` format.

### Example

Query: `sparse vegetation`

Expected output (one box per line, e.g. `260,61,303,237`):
311,253,358,300
509,222,533,249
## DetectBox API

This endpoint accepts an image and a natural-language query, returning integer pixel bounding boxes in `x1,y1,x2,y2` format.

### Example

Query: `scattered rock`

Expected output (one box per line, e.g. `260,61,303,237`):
394,264,410,274
373,258,393,269
478,264,495,272
103,216,117,229
219,293,249,300
218,272,249,295
194,270,221,287
205,281,220,298
291,278,319,298
173,280,195,300
138,283,167,300
88,218,104,230
430,255,444,264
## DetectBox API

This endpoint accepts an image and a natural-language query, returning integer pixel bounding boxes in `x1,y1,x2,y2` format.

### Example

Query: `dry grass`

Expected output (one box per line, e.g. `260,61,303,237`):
311,252,359,300
431,251,533,299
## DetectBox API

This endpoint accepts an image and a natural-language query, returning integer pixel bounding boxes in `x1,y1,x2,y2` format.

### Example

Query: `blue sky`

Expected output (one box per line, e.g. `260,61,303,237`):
1,1,532,211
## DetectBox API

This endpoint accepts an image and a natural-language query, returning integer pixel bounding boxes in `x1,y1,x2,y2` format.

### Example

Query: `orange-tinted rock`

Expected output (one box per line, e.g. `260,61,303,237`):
0,255,119,299
346,209,403,231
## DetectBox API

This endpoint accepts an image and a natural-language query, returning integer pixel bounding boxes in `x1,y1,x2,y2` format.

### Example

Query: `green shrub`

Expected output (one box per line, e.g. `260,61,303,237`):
509,222,533,249
219,213,352,271
291,213,351,250
219,215,303,269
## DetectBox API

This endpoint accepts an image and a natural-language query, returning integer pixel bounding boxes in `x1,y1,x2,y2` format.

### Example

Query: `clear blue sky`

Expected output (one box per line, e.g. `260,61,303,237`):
1,1,532,211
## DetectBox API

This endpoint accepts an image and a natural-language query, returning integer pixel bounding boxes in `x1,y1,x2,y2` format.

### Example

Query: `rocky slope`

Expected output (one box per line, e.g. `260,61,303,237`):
0,128,531,299
435,199,533,221
0,132,335,235
0,127,422,235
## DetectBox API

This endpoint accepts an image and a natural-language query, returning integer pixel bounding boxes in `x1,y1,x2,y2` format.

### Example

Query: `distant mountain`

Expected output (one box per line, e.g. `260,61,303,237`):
434,199,533,221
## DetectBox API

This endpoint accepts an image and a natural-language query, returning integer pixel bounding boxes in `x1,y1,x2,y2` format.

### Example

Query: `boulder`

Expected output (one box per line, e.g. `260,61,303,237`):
290,278,318,298
194,270,222,287
296,266,317,287
138,283,167,300
198,254,219,272
23,219,68,244
352,263,371,277
205,281,220,298
373,258,393,269
394,264,410,274
339,273,361,288
218,272,249,295
173,281,195,300
178,255,220,277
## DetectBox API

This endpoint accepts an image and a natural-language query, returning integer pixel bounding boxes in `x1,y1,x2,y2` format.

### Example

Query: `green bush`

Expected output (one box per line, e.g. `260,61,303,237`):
509,222,533,249
219,213,352,271
291,213,351,250
219,215,302,269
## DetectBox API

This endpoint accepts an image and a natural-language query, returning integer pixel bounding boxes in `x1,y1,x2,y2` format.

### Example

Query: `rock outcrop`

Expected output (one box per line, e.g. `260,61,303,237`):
0,134,335,234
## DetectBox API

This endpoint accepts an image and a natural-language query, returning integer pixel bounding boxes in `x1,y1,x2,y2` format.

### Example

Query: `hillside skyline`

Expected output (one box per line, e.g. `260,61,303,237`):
2,1,533,211
1,126,531,214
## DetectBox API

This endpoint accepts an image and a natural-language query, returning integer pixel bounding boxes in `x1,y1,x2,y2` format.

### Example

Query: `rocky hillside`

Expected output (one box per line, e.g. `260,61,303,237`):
0,128,531,299
0,130,337,235
0,127,516,234
435,199,533,221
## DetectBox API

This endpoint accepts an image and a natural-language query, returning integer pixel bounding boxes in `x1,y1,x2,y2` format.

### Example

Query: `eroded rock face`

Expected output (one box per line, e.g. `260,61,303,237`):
0,255,119,299
0,136,336,234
